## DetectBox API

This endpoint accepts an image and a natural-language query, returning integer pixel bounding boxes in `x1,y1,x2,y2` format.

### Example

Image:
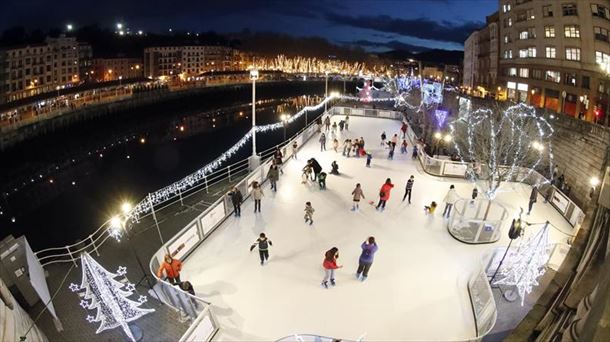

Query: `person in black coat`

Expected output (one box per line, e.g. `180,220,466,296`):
227,186,243,217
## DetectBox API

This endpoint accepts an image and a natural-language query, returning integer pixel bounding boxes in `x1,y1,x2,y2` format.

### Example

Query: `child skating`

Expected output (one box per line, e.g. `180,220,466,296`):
351,183,365,211
321,247,342,289
250,233,272,265
424,201,438,215
304,202,315,225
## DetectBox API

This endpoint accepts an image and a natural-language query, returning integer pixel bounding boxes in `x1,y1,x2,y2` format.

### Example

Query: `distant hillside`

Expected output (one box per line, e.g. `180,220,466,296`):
380,49,463,66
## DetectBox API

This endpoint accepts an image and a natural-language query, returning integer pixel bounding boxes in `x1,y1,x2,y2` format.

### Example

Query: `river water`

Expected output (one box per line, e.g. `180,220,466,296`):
0,82,335,250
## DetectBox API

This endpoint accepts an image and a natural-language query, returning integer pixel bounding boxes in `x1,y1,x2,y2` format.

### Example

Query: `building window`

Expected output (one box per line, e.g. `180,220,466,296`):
504,49,513,59
526,9,535,19
528,47,537,57
532,69,543,79
582,75,590,89
545,26,555,38
509,67,517,76
565,47,581,61
519,48,529,58
546,46,556,58
543,5,553,17
545,70,561,83
517,11,527,22
503,3,511,12
564,25,580,38
519,30,529,40
564,73,577,86
562,3,578,16
591,4,610,19
596,51,610,65
594,26,609,41
508,17,512,26
519,68,529,78
504,34,511,43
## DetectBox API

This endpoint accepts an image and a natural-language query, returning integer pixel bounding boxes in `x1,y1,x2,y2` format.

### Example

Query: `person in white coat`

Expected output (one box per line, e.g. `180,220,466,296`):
442,185,460,218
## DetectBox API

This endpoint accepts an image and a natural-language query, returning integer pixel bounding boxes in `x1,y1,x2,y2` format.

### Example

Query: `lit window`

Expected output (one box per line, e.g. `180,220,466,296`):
596,51,610,65
527,9,535,19
544,26,555,38
519,68,529,78
545,46,556,59
565,48,581,61
564,25,580,38
519,49,528,58
545,70,561,83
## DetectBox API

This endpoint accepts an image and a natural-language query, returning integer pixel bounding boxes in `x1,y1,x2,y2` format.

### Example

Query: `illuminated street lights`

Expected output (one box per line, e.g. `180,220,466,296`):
66,24,73,32
433,132,452,156
280,113,291,141
590,176,601,199
250,68,260,168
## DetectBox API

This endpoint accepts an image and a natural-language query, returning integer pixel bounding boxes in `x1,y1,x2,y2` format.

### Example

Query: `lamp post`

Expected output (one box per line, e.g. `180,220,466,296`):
325,71,329,113
250,68,260,169
433,132,452,156
280,114,290,141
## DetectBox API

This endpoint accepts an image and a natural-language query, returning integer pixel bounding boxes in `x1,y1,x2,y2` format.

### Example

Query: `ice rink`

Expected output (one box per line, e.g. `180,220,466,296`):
182,115,574,341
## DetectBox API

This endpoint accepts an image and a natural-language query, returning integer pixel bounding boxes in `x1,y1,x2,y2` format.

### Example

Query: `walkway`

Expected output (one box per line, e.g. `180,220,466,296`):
181,115,574,341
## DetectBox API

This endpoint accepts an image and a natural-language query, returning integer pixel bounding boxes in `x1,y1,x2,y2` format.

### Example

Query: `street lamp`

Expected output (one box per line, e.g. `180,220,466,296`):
280,114,290,141
250,68,260,168
66,24,73,32
433,132,452,156
325,71,329,113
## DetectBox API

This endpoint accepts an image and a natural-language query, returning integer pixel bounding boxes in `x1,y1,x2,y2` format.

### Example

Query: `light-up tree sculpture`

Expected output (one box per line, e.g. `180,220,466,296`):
451,102,554,202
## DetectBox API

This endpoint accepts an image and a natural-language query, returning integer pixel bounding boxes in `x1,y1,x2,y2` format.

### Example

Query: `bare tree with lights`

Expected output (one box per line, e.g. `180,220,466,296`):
450,102,554,206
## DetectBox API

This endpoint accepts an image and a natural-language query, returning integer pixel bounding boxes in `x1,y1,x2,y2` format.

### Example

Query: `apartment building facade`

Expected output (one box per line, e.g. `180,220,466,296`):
143,46,240,79
463,31,480,89
498,0,610,122
0,36,89,103
92,58,143,81
463,12,500,96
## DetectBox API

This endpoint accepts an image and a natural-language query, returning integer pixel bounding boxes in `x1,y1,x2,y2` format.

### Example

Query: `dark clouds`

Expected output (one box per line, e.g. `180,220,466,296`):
346,40,430,53
325,13,484,44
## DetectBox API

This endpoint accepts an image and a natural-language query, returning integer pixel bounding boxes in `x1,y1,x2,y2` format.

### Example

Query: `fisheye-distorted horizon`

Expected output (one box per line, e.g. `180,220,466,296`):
1,0,497,51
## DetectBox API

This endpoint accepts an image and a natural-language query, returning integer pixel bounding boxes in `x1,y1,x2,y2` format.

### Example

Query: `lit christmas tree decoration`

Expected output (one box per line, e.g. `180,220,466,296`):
493,222,551,305
71,252,154,341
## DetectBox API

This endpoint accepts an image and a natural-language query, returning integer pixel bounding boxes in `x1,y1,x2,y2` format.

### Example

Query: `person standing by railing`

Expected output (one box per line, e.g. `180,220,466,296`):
157,254,183,285
227,187,243,217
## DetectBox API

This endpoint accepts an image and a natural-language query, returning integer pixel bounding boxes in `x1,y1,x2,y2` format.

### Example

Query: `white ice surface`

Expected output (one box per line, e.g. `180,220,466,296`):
182,115,574,341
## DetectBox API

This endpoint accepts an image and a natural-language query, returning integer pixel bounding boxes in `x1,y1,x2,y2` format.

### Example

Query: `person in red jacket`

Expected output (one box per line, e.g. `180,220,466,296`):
157,254,183,285
376,178,394,211
321,247,343,289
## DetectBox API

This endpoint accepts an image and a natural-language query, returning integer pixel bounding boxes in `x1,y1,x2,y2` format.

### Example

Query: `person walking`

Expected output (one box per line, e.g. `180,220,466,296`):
356,237,378,281
319,133,327,152
250,233,272,265
267,164,280,192
251,181,264,213
351,183,365,211
442,185,459,218
321,247,342,289
227,186,243,217
292,141,298,159
402,175,415,203
377,178,394,211
324,116,331,131
304,201,315,225
157,254,183,285
527,186,538,215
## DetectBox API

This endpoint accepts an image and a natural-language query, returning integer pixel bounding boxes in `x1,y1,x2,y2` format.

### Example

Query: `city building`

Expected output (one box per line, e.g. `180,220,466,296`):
78,42,93,82
143,46,240,80
498,0,610,122
0,35,88,104
463,12,499,97
92,57,143,82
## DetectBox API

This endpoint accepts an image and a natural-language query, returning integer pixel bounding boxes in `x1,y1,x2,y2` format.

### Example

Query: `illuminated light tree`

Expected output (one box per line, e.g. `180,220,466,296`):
493,222,551,305
358,79,373,102
69,252,154,341
450,102,554,202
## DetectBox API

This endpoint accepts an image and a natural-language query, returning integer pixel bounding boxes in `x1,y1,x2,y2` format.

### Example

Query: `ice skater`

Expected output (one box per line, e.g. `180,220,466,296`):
376,178,394,211
366,152,372,167
292,141,298,159
309,158,322,181
400,140,408,154
442,185,459,218
471,187,478,204
424,201,438,215
332,138,339,152
380,131,387,147
304,201,315,225
319,133,327,151
250,233,272,265
391,134,398,152
330,161,339,175
157,254,183,285
356,237,378,281
273,147,284,174
387,147,394,160
527,186,538,215
332,121,337,133
227,186,243,217
267,164,279,192
251,181,264,213
302,164,313,184
324,116,331,131
321,247,342,289
342,139,352,157
351,183,365,211
412,145,418,159
318,171,327,189
401,122,408,139
344,115,350,130
402,175,414,203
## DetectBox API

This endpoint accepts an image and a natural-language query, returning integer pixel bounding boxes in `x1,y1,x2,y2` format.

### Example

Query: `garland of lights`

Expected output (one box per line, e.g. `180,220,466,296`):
450,102,554,200
68,252,154,341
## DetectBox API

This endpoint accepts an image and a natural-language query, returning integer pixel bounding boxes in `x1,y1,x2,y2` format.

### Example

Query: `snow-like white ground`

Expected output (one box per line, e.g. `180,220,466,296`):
182,115,574,341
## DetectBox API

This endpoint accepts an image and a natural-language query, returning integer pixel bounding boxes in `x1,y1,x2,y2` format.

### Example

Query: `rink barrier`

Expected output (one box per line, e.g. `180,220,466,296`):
148,110,324,341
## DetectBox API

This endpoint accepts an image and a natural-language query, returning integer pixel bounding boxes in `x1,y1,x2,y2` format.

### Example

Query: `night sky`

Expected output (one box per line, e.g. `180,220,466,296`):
1,0,497,51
